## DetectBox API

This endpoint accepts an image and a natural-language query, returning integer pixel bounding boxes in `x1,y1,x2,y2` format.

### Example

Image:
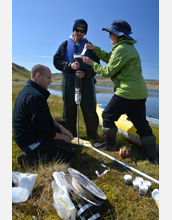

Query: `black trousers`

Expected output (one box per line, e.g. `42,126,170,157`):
62,72,99,138
27,120,76,163
102,94,153,137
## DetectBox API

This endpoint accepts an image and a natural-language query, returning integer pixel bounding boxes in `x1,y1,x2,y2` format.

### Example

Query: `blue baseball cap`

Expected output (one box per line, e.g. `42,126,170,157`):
102,19,134,40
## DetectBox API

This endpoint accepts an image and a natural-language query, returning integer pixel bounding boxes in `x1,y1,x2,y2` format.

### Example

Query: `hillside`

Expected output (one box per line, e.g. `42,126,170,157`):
12,63,31,81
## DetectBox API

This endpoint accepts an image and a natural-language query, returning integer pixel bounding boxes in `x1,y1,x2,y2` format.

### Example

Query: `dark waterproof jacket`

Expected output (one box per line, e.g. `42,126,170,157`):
13,80,56,149
53,40,100,78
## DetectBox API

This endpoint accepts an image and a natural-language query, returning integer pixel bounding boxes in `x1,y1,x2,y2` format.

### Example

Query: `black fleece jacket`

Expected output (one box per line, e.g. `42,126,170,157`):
13,80,56,149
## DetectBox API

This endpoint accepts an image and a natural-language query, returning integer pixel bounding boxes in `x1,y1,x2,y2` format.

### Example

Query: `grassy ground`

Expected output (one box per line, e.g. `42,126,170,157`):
12,82,159,219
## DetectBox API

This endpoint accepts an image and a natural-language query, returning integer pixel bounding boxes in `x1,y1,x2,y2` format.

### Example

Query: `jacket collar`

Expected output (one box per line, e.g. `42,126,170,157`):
69,34,87,43
27,79,50,99
112,37,136,50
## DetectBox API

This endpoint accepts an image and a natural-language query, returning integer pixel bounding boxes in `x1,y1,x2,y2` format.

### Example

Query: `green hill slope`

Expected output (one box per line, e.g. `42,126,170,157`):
12,62,30,81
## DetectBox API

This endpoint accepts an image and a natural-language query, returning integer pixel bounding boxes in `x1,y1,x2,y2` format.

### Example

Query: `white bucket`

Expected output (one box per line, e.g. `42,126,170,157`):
124,174,132,185
12,187,29,203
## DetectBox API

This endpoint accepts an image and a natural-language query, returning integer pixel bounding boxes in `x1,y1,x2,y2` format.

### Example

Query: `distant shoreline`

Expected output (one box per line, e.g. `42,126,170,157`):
51,73,159,90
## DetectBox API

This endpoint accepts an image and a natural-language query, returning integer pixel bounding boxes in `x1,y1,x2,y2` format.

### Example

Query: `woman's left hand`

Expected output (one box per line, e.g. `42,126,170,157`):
76,70,85,78
83,56,94,66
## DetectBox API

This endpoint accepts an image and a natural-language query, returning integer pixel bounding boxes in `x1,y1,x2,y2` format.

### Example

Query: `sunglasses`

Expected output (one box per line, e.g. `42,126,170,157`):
74,28,85,33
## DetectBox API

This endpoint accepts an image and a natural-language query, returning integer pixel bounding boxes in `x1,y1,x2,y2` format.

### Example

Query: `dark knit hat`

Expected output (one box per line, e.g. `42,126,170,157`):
73,19,88,34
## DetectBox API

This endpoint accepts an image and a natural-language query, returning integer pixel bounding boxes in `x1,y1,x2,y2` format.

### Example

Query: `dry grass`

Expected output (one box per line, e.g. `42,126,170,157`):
12,159,69,219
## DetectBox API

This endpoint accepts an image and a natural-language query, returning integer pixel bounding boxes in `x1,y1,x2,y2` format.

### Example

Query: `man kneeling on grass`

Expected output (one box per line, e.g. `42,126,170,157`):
13,64,76,165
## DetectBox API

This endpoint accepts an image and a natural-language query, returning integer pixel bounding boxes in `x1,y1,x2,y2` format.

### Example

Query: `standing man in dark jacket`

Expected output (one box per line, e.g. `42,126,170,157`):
13,64,76,164
53,19,99,141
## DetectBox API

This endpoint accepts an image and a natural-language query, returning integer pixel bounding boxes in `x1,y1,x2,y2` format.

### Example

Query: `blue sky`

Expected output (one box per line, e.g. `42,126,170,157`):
12,0,159,79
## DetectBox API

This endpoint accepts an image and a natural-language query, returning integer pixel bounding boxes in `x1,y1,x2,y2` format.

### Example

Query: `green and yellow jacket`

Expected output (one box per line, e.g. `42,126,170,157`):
92,38,148,100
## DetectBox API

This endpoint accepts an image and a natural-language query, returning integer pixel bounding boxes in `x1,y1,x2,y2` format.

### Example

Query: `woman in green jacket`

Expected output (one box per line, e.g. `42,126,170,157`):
83,19,158,163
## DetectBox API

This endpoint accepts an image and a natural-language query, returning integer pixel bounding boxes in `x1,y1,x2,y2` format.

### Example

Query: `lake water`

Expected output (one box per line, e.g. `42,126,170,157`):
48,82,159,119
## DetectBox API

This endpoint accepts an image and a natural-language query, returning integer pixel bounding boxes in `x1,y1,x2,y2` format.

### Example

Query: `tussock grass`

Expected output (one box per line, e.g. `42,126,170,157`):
12,82,159,219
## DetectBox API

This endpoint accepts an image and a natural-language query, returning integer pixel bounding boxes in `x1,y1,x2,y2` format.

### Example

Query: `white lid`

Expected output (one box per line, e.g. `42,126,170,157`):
152,189,159,200
124,174,132,180
143,180,151,187
135,176,144,182
133,179,141,185
139,183,148,191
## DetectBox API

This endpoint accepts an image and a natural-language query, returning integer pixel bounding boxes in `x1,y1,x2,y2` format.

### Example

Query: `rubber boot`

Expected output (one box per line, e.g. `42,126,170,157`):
140,135,158,164
143,144,159,164
94,135,116,151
